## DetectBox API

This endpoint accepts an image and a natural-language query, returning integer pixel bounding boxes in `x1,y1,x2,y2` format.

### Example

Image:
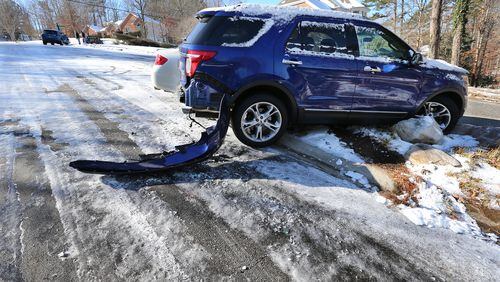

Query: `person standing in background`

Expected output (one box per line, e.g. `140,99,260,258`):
81,31,86,44
75,31,81,44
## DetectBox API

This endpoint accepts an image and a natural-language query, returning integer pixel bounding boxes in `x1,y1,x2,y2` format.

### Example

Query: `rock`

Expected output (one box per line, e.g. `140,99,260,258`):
405,144,462,167
393,116,443,144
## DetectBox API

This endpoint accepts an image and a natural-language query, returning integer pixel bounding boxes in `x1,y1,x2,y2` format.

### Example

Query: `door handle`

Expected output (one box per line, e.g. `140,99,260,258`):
363,66,382,73
282,59,303,65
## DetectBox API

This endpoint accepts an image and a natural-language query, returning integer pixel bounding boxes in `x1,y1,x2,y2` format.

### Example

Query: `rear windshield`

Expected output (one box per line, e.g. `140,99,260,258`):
43,30,58,34
185,16,266,46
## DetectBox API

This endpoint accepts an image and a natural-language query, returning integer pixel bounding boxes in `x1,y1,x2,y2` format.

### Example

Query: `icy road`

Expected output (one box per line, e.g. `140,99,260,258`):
0,42,498,281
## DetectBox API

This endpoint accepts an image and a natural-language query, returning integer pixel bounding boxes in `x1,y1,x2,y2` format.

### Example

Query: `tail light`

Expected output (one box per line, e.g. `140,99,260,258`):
154,54,168,65
186,50,217,77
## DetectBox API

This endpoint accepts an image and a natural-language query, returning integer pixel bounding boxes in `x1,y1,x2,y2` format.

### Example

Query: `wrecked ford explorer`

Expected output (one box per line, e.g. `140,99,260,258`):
71,4,469,174
180,4,468,148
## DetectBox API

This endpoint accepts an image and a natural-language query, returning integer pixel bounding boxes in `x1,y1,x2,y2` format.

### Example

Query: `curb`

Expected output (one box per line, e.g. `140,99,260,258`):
278,134,397,192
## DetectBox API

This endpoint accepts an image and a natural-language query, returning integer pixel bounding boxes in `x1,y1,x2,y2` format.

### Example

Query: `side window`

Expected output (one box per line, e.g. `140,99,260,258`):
286,21,349,56
355,25,410,61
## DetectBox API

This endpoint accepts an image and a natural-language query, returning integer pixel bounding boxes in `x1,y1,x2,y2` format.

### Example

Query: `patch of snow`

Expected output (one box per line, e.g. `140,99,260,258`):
423,58,468,74
345,170,371,189
471,162,500,196
353,127,413,155
433,134,478,152
199,4,364,23
399,205,482,235
296,128,364,163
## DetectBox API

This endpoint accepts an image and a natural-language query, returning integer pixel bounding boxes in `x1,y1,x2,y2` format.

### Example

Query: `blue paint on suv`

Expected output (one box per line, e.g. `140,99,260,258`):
179,5,468,147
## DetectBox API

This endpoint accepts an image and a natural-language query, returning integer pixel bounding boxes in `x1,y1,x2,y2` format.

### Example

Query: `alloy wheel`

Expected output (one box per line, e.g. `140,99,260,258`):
241,102,282,143
422,101,451,129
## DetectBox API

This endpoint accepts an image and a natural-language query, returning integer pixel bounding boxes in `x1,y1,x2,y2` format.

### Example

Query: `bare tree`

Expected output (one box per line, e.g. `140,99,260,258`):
0,0,25,41
428,0,442,58
128,0,147,38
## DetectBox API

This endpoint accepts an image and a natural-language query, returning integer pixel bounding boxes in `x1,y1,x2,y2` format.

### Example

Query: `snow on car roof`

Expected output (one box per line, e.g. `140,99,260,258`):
199,4,365,22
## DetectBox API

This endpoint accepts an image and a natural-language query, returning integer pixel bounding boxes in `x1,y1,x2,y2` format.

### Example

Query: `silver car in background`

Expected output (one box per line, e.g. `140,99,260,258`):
151,48,180,92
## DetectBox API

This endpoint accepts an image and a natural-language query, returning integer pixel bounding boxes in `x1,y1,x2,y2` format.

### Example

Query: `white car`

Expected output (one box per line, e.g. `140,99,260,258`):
151,48,180,92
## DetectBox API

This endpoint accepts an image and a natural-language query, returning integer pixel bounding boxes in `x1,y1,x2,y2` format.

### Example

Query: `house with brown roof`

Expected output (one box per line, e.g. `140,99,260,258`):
83,25,104,37
279,0,369,16
117,12,164,42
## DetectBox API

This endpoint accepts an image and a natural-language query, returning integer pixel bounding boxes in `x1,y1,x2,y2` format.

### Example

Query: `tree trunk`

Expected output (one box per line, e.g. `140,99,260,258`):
393,0,398,33
429,0,442,59
451,29,462,65
451,0,470,66
400,0,405,38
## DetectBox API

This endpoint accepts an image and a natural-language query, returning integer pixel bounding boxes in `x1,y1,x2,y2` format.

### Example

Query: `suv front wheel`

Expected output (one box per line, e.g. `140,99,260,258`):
232,94,288,147
419,95,460,133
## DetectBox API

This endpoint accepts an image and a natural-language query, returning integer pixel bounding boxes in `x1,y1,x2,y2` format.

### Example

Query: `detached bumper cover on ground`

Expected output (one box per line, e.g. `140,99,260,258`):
69,93,230,174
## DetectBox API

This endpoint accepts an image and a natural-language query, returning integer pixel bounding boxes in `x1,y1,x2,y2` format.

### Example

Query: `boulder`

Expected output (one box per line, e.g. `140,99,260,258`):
405,144,462,167
393,116,444,144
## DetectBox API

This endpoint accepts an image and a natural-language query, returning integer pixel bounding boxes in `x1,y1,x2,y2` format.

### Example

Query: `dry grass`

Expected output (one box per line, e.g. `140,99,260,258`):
378,163,421,206
454,146,500,169
448,170,500,235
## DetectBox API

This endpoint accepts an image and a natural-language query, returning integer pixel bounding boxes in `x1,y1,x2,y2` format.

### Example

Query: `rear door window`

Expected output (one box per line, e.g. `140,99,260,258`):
286,21,351,57
185,16,270,47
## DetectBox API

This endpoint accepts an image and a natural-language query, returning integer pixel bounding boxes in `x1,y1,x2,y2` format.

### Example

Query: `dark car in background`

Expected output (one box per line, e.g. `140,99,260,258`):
84,36,103,44
42,29,69,45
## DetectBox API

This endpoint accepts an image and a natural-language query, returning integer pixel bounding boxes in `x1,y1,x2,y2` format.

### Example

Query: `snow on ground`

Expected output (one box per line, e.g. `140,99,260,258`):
354,125,498,239
295,127,364,163
67,38,171,56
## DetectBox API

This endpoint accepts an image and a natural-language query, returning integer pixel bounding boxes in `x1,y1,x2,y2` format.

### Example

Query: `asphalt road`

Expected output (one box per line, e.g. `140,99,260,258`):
0,42,498,281
461,99,500,127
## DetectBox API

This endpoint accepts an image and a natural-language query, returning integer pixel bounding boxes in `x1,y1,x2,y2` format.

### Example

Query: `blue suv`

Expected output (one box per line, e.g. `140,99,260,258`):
179,4,468,147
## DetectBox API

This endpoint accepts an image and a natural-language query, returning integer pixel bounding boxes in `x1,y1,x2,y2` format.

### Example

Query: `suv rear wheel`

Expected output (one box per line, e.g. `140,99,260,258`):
232,94,288,147
420,95,459,133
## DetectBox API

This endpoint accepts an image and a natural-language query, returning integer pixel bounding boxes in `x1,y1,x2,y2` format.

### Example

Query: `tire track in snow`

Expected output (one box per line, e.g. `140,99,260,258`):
0,127,23,281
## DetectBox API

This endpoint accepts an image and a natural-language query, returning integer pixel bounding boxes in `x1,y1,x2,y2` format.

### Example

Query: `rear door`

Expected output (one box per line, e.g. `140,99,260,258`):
351,21,422,118
276,18,358,121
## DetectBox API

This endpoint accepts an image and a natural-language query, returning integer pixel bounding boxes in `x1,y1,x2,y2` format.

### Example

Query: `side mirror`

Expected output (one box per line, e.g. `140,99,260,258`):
411,53,423,65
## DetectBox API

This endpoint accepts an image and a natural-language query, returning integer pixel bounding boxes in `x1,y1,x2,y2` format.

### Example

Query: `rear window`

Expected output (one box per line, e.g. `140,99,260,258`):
185,16,268,46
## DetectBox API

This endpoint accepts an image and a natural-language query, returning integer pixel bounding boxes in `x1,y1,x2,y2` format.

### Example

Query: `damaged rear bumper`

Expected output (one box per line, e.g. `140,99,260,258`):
69,76,232,174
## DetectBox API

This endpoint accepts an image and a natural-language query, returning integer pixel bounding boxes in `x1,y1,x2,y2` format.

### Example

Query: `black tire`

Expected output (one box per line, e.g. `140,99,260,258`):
60,41,64,45
43,41,47,45
50,42,54,45
232,93,288,147
422,95,460,134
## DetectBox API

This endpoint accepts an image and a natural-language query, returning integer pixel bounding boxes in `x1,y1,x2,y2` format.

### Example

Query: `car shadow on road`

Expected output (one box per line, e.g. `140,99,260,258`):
100,154,363,192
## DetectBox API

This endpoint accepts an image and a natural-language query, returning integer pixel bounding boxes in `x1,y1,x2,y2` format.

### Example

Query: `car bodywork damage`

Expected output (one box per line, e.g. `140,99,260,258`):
69,84,230,174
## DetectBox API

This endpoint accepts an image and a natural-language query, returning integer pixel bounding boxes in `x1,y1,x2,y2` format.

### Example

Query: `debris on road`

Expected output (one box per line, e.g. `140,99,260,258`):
70,94,230,174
